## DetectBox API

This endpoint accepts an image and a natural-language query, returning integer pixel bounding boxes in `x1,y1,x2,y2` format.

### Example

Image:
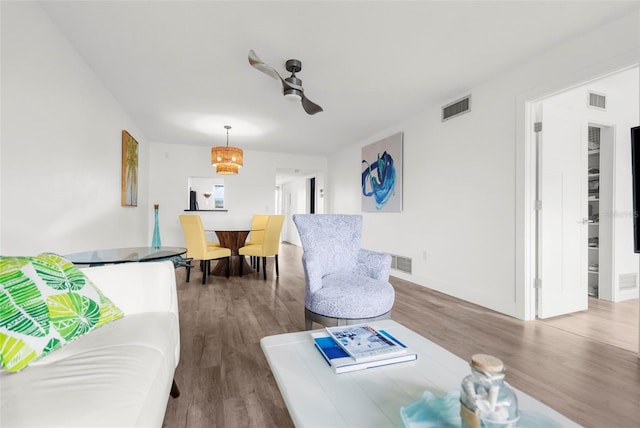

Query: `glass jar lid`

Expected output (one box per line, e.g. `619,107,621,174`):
470,354,505,374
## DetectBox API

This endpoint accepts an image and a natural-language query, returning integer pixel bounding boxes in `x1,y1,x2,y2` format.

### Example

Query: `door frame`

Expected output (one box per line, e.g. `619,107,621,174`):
516,61,639,321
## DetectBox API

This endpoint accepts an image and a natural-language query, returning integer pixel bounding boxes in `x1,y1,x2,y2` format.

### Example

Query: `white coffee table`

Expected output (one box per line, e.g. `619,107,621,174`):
261,319,580,427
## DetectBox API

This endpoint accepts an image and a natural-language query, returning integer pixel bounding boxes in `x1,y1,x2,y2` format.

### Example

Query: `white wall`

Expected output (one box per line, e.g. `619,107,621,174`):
327,11,640,319
328,92,520,316
148,142,326,247
0,2,149,255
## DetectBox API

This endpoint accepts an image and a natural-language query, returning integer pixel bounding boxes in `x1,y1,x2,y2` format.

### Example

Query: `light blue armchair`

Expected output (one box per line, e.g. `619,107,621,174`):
293,214,395,330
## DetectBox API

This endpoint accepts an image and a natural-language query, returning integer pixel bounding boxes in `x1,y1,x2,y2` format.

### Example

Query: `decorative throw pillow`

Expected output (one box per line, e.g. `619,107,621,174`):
0,253,124,372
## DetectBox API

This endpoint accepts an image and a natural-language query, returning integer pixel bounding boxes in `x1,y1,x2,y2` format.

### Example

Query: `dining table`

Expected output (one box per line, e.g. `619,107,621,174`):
208,229,253,276
64,246,187,266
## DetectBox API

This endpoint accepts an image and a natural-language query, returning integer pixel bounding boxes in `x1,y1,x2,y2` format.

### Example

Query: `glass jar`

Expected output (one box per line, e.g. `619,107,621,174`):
460,354,519,428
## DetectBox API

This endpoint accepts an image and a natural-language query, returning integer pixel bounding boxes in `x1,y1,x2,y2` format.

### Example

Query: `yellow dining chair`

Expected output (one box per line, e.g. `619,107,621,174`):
245,214,270,268
179,215,231,284
239,215,285,280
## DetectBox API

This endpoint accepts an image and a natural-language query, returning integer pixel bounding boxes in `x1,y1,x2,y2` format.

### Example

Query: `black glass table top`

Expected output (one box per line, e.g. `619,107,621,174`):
64,246,187,265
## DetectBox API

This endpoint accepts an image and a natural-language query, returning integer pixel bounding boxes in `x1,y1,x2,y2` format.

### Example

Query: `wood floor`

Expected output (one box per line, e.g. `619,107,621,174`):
540,297,638,353
163,243,640,428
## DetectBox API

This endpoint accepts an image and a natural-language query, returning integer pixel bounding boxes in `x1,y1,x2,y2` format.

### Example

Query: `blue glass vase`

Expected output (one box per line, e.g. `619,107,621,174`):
152,204,161,249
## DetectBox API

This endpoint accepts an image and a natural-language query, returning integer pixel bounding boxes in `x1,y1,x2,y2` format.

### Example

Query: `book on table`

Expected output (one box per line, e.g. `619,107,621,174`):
325,324,408,362
312,326,417,374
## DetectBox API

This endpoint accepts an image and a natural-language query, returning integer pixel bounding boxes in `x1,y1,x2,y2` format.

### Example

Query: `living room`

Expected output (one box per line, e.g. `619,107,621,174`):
3,1,639,320
1,1,639,426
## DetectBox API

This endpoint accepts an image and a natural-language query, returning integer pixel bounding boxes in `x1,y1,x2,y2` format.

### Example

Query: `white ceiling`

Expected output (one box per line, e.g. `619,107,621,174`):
39,0,640,156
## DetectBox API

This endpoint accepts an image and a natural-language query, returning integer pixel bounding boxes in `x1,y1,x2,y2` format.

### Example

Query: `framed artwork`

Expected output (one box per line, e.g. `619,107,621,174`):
361,132,403,212
121,130,139,207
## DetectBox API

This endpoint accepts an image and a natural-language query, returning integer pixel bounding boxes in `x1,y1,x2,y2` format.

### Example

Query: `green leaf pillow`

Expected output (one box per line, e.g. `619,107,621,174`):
0,253,124,372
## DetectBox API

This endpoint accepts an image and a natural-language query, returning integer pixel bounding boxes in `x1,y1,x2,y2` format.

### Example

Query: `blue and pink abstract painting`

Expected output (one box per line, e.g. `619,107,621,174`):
361,132,403,212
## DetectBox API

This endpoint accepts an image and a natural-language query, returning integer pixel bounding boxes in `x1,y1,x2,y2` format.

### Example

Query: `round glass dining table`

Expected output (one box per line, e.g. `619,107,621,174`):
64,246,187,266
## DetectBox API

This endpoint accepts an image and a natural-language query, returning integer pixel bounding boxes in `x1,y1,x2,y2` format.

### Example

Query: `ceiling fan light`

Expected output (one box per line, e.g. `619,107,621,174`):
284,88,302,101
249,50,323,115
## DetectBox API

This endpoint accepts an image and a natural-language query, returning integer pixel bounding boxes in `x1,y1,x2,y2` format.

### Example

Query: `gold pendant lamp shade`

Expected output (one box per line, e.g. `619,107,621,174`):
211,125,243,174
214,162,240,175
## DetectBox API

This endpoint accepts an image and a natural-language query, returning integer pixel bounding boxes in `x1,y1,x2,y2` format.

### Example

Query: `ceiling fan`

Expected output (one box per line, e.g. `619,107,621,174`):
248,49,323,115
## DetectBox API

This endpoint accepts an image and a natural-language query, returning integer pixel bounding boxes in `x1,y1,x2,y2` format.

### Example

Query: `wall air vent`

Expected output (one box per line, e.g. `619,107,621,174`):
619,273,637,291
442,95,471,122
390,254,412,274
588,91,606,110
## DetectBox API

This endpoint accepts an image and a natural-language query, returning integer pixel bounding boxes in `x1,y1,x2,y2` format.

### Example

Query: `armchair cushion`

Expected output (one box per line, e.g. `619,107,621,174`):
307,272,395,319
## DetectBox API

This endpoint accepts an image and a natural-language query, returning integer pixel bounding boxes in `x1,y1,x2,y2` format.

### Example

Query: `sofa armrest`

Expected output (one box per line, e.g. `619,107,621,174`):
356,249,391,281
81,260,178,318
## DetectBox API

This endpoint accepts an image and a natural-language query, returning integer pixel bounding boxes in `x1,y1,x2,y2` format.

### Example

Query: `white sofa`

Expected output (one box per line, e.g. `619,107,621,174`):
0,261,180,427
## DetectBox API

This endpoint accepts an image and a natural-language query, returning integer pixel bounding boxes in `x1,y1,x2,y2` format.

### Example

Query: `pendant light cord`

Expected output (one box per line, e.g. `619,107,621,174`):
225,125,231,147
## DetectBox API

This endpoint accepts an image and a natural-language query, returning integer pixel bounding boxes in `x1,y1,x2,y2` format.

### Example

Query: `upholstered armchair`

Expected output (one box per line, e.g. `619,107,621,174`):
292,214,395,330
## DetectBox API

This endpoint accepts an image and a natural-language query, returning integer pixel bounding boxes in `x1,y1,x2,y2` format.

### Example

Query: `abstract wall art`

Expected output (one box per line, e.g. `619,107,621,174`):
121,130,139,207
361,132,403,212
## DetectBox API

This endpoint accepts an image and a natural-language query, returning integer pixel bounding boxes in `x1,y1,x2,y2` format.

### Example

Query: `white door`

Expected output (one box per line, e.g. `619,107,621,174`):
537,103,589,318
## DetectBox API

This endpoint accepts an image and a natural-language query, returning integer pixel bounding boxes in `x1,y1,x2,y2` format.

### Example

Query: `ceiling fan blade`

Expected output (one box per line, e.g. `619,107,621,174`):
301,94,323,115
248,49,283,82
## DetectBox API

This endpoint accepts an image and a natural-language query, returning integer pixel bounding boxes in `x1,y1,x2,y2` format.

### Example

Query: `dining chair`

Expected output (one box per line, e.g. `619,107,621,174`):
245,214,270,269
179,215,231,284
292,214,395,330
239,214,285,280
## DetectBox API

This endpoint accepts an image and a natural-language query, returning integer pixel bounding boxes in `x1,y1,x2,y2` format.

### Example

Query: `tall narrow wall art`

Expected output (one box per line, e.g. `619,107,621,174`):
121,130,139,207
361,132,403,212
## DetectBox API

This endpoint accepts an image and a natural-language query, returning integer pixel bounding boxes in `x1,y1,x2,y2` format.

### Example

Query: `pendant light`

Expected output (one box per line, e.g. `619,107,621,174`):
211,125,243,175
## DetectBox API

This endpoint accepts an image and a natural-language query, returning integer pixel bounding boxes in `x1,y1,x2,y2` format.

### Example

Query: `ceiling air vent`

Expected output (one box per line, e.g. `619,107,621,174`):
442,95,471,122
588,91,606,110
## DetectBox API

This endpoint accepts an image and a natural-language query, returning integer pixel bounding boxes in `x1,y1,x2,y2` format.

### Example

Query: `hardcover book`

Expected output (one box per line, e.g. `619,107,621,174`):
312,329,417,374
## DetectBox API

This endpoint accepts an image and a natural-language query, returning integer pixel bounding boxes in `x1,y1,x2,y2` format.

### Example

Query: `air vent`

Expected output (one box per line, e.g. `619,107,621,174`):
588,91,606,110
619,273,637,290
390,254,412,274
442,95,471,121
